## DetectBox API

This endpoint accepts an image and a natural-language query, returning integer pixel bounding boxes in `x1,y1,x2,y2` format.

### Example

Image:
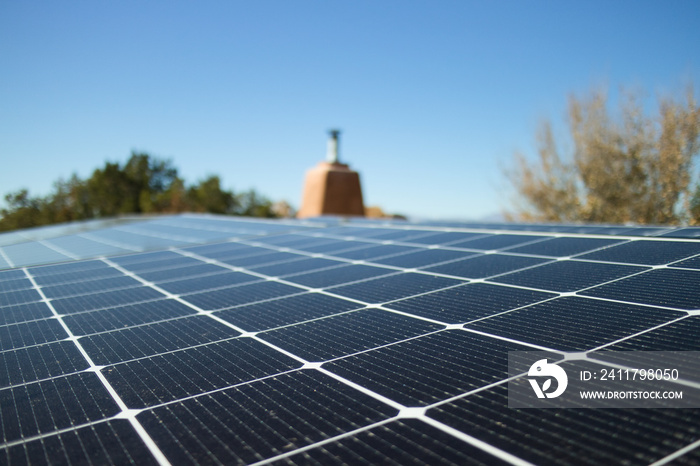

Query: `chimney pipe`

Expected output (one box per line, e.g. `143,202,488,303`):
326,129,340,164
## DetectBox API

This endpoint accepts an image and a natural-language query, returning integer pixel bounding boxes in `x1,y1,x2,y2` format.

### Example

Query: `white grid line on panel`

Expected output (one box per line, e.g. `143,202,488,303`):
420,416,536,466
0,248,15,268
36,240,80,261
2,217,698,466
78,232,145,252
112,225,203,244
296,225,700,243
248,418,396,465
21,268,171,466
650,439,700,466
104,253,544,464
0,417,115,450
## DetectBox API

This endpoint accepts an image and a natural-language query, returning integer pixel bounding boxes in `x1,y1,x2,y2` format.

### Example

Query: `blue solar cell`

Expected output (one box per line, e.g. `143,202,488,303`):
424,254,550,279
259,308,442,361
182,280,304,311
137,370,397,465
325,330,549,405
492,260,648,292
580,268,700,310
577,240,700,265
81,315,240,365
385,282,556,324
0,373,120,443
464,297,683,351
284,264,395,288
3,420,159,465
0,341,89,387
328,272,462,304
104,337,302,408
215,292,363,332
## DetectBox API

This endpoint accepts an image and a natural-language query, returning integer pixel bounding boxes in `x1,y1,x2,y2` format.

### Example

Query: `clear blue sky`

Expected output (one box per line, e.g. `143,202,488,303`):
1,1,698,220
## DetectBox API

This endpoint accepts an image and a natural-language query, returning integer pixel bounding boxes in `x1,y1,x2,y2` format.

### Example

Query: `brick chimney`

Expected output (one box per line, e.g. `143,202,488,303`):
297,130,365,218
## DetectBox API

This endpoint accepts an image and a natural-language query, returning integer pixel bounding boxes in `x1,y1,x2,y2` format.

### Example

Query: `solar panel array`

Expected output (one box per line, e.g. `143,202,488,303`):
1,214,700,465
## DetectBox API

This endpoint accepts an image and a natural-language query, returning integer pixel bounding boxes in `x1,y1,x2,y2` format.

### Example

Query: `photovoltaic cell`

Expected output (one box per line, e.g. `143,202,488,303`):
370,248,477,268
30,260,111,276
113,256,203,273
590,316,700,351
137,370,398,465
492,260,649,292
464,297,683,351
577,240,700,265
182,280,304,311
157,271,260,295
259,308,443,361
404,231,484,245
32,267,124,286
2,420,159,466
183,241,257,256
505,236,623,257
107,250,185,265
330,244,418,260
0,288,42,307
62,299,198,335
284,264,395,288
660,227,700,238
250,257,343,277
268,237,340,251
325,330,548,406
215,292,363,332
80,315,240,365
0,278,33,293
424,254,550,279
218,251,299,268
328,272,462,304
0,372,119,443
672,254,700,269
385,283,556,324
46,235,130,258
40,275,141,299
247,233,316,246
580,268,700,309
447,234,548,250
104,337,302,408
366,228,442,241
280,419,509,465
0,318,67,351
134,263,228,283
51,286,166,314
0,341,89,387
0,270,26,281
2,242,72,267
427,383,700,466
0,302,53,326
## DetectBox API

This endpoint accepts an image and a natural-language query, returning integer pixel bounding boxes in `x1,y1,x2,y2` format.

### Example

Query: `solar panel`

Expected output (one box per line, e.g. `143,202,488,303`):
1,214,700,465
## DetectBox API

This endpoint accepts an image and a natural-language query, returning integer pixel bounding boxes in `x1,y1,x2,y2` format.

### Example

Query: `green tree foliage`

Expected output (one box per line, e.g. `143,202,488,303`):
0,152,281,232
187,175,238,214
505,85,700,225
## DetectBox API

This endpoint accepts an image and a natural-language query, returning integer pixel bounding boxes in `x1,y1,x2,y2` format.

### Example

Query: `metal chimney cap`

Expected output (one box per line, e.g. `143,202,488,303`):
326,129,341,164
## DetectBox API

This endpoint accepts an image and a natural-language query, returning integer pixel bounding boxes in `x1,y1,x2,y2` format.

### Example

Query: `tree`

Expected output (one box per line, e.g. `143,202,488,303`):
187,175,239,214
0,152,284,232
235,189,276,218
505,85,700,225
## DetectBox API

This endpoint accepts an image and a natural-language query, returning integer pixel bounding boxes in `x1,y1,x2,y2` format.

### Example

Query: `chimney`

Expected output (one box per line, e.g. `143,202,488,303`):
297,130,365,218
